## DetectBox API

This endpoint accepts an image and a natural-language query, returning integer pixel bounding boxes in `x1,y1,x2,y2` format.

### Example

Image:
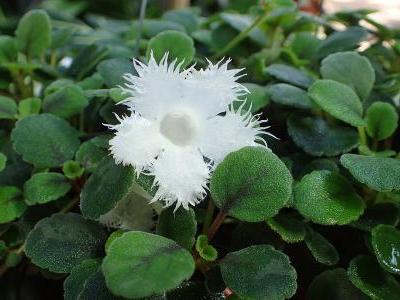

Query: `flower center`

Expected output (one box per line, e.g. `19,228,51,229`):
160,111,198,146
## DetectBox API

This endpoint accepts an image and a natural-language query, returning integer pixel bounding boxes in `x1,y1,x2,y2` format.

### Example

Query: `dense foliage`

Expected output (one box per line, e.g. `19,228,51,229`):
0,0,400,299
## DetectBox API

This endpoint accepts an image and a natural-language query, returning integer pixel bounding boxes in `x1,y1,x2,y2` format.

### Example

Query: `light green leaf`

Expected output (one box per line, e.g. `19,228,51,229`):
18,97,41,119
25,213,107,273
268,83,314,109
365,101,398,141
102,231,195,299
0,35,17,63
308,79,365,127
294,170,364,225
0,96,17,120
320,51,375,100
220,245,297,299
288,113,359,157
348,255,400,299
340,154,400,192
371,225,400,274
0,186,27,224
63,160,84,179
11,114,80,168
147,30,195,68
15,9,52,58
267,64,314,88
210,146,293,222
0,152,6,172
24,172,71,205
157,207,196,250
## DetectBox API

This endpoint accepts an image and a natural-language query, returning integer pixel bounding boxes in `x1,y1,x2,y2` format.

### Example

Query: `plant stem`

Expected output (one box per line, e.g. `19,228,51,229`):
202,200,215,234
59,196,80,214
207,210,227,241
357,126,367,146
213,13,268,59
50,51,57,67
134,0,148,56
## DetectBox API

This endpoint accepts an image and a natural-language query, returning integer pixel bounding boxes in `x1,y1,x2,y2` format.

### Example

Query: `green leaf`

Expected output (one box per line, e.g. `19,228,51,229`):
210,146,293,222
365,101,398,141
0,152,6,172
0,35,17,63
315,27,368,59
15,9,52,58
44,79,74,96
25,213,107,273
266,213,306,243
156,207,197,250
236,83,269,112
340,154,400,192
162,8,200,34
288,113,359,157
320,51,375,100
18,97,41,119
294,170,364,225
267,64,314,88
64,259,100,300
75,136,108,172
268,83,314,109
195,235,218,262
306,268,368,300
305,227,339,265
24,172,71,205
43,85,89,118
219,245,297,299
63,160,84,179
80,157,135,220
77,270,120,300
0,186,27,224
351,203,399,231
102,231,195,299
308,79,365,127
371,225,400,274
348,255,400,299
146,30,195,67
109,88,128,103
11,114,80,168
0,96,17,120
97,58,135,88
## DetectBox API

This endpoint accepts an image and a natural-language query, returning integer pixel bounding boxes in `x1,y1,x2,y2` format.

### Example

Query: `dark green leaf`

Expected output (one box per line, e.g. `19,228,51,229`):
351,203,399,231
371,225,400,274
236,83,269,112
267,64,314,88
305,227,339,265
0,152,6,172
0,96,17,120
97,58,135,88
266,213,306,243
75,137,108,172
78,270,120,300
268,83,313,109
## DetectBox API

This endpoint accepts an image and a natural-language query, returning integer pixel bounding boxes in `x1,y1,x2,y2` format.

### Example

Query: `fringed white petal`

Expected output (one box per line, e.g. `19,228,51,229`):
149,146,210,210
108,113,164,171
184,58,249,117
121,52,191,119
198,102,273,163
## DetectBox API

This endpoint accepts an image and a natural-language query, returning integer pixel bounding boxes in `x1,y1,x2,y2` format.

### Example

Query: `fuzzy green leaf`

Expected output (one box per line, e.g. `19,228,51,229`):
351,203,399,231
294,170,364,225
18,97,41,119
365,101,398,141
63,160,84,180
371,225,400,274
308,79,365,127
268,83,314,109
210,146,292,222
97,58,135,88
0,186,26,224
305,227,339,265
220,245,297,299
102,231,195,299
267,64,314,88
266,213,306,243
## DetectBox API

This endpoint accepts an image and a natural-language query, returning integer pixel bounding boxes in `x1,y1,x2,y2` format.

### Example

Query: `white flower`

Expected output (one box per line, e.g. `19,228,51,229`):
108,53,274,210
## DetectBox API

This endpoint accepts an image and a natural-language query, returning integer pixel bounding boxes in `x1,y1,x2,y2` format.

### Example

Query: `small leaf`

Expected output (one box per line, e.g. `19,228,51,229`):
64,259,100,300
351,203,399,231
267,64,314,88
77,270,120,300
147,30,195,67
288,113,359,157
0,96,17,120
340,154,400,192
371,225,400,274
24,172,71,205
266,213,306,243
294,170,364,225
156,207,197,250
306,268,368,300
195,235,218,262
308,79,365,127
75,136,108,172
268,83,314,109
236,83,269,112
80,157,135,220
365,101,398,141
0,35,17,63
305,227,339,265
11,114,80,168
219,245,297,299
18,97,41,119
25,213,107,273
97,58,135,88
320,51,375,100
0,186,27,224
63,160,84,180
210,146,293,222
102,231,195,299
15,9,52,58
348,255,400,299
43,85,88,118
